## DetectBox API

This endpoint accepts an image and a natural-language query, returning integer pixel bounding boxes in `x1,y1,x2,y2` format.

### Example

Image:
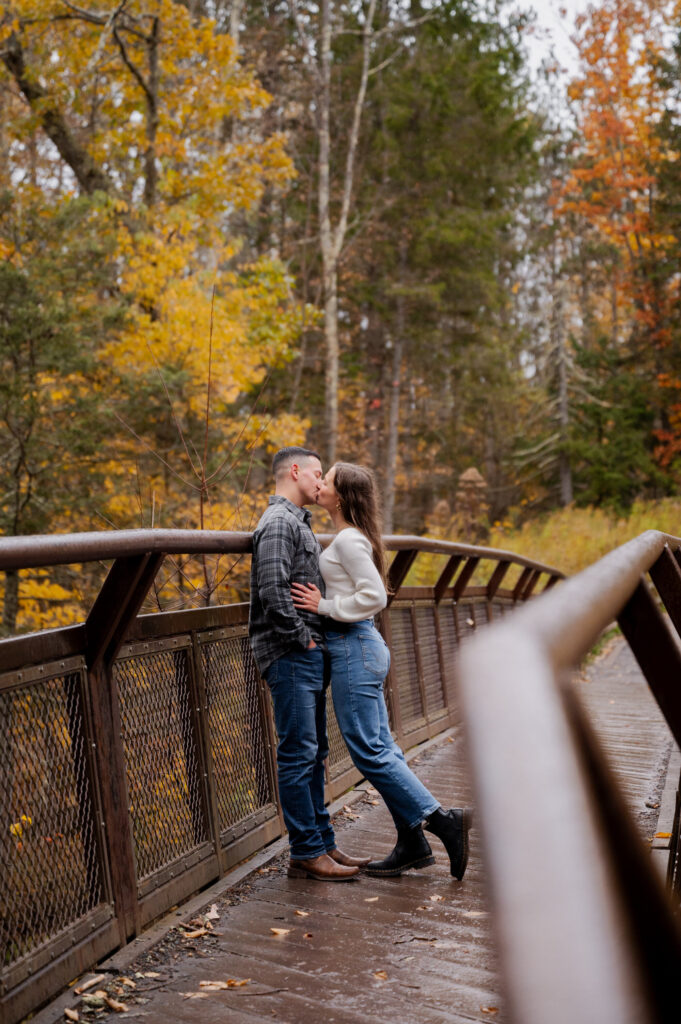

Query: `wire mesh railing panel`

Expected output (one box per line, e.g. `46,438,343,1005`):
326,688,352,779
115,646,207,883
388,605,425,730
457,601,478,644
200,634,276,833
415,606,446,716
0,664,104,969
437,605,458,700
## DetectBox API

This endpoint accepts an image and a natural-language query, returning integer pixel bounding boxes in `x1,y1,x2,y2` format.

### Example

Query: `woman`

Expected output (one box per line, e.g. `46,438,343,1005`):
291,461,472,879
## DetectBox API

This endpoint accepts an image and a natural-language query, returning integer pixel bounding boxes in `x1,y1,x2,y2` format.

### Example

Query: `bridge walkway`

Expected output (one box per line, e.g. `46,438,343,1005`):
37,635,675,1024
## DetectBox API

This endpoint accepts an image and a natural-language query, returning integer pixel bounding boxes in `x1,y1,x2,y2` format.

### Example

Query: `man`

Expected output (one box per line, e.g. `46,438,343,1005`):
249,446,369,881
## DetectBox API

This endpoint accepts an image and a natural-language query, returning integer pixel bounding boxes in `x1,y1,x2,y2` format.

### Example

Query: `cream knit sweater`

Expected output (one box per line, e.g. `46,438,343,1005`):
317,526,387,622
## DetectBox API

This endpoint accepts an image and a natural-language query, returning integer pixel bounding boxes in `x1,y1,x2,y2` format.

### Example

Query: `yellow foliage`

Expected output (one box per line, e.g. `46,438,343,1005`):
489,499,681,577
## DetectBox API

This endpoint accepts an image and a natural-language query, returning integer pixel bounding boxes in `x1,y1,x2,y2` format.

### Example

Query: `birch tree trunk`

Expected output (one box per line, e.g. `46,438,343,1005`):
316,0,376,463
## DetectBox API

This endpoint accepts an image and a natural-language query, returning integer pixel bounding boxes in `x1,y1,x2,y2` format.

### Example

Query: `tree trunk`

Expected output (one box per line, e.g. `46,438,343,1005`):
555,285,573,506
383,333,403,534
318,0,337,463
143,18,160,209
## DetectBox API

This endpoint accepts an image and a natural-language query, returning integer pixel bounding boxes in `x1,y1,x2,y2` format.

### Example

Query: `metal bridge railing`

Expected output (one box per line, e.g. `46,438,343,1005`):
457,529,681,1024
0,529,562,1024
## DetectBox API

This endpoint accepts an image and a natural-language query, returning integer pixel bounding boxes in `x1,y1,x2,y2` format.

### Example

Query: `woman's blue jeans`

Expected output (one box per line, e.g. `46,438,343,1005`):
264,647,336,860
327,620,439,829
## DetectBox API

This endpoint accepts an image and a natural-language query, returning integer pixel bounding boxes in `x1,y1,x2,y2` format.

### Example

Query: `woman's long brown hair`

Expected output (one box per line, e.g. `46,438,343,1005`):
332,462,389,589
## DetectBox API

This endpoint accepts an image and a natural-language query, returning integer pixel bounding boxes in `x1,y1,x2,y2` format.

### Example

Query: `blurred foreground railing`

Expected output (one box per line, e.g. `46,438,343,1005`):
457,530,681,1024
0,529,561,1024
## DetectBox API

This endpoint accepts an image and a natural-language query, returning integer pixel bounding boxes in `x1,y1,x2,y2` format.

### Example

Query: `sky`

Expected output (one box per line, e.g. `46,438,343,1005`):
522,0,591,77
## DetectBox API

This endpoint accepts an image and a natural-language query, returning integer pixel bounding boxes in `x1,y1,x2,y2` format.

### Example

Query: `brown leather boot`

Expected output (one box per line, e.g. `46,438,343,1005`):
287,853,359,881
328,847,371,868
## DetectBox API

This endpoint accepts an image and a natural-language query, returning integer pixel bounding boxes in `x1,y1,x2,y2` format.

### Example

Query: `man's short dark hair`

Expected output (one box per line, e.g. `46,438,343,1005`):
272,446,321,478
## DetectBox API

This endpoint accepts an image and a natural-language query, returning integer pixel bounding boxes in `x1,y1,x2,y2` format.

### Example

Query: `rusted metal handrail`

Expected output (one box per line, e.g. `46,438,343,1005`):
457,530,681,1024
0,528,562,574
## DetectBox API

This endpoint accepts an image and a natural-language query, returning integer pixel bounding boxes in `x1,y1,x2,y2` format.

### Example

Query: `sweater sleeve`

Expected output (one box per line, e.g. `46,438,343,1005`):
317,529,387,621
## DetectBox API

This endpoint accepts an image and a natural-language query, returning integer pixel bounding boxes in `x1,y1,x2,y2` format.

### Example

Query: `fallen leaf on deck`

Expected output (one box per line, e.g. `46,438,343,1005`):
104,996,128,1013
136,971,161,978
303,933,314,939
74,976,106,995
367,799,380,805
655,832,671,839
373,971,388,981
364,897,379,903
180,992,210,1000
463,911,487,917
119,978,136,989
64,1009,79,1022
205,904,220,921
183,927,209,939
480,1007,499,1015
294,910,309,917
199,979,250,990
429,895,444,902
93,991,108,999
270,927,291,936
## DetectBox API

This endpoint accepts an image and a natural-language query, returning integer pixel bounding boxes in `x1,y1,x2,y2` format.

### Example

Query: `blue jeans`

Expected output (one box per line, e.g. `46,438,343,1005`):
327,620,439,829
264,647,336,859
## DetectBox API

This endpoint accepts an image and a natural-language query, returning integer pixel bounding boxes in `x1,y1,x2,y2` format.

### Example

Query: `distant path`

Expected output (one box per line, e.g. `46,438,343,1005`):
41,635,674,1024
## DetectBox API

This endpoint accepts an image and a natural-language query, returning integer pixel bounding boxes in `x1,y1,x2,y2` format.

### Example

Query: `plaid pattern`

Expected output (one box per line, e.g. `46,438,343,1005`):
249,496,325,674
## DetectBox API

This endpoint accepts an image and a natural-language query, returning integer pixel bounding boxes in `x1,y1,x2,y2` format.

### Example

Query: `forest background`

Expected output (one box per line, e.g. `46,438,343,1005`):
2,0,681,633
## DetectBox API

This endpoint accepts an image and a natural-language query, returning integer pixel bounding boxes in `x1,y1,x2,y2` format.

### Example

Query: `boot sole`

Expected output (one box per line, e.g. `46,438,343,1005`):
363,854,436,877
287,866,358,881
452,807,474,880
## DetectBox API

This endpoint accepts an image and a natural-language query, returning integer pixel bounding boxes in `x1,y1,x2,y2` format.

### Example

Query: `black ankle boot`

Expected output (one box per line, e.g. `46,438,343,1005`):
364,825,435,877
424,807,473,880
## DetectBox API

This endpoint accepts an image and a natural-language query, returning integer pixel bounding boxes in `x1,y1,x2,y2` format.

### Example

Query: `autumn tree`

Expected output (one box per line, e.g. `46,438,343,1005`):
0,0,310,625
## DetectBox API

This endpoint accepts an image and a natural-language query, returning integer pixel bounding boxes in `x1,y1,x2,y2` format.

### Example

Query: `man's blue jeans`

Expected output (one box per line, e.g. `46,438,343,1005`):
327,620,439,829
264,647,335,859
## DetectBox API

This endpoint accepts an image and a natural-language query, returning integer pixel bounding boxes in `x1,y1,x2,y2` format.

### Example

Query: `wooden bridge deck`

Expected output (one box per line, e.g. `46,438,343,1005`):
39,636,676,1024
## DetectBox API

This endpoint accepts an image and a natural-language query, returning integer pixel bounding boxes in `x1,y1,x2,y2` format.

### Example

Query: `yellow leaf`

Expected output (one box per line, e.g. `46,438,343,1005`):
294,910,309,917
655,832,671,839
104,997,128,1013
373,971,388,981
269,928,290,936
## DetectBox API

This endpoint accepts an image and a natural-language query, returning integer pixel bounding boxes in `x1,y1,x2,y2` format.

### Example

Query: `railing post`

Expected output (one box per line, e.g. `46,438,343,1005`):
84,553,164,943
486,560,510,621
617,578,681,749
387,548,418,604
434,555,463,603
452,557,480,601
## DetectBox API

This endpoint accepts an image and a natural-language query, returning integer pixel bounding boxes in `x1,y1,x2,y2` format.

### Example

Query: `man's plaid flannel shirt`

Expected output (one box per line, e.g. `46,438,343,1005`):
248,495,325,675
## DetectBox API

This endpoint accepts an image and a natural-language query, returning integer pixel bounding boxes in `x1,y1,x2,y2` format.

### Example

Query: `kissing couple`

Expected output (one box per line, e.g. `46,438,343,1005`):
248,446,472,882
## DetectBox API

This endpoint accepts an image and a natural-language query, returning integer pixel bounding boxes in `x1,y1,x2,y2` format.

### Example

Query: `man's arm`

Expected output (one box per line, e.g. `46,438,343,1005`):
254,516,316,649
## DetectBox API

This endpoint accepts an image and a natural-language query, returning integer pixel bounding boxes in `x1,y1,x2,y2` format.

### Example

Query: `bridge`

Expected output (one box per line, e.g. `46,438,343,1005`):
1,529,680,1024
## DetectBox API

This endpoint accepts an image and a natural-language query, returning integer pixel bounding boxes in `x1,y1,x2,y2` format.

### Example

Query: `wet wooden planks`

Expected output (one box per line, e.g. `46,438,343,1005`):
104,732,503,1024
575,635,674,824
